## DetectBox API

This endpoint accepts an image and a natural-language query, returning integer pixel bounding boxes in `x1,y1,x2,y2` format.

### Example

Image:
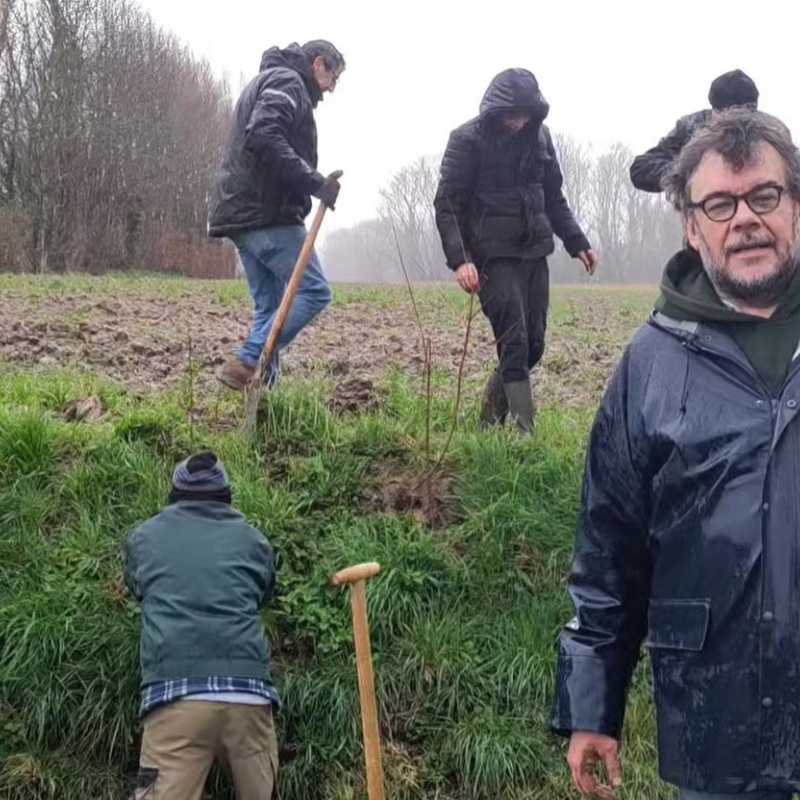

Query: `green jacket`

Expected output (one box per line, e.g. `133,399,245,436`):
656,248,800,394
124,501,275,686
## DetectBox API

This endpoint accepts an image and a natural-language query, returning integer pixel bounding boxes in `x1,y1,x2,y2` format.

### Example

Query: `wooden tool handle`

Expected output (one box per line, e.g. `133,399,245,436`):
351,580,385,800
331,562,381,586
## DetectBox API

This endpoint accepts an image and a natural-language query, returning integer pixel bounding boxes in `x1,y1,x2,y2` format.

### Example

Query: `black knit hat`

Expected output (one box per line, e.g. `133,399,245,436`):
708,69,759,111
169,451,232,504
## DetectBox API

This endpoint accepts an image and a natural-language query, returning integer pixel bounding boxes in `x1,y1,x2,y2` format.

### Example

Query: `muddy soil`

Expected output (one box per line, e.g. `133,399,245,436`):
0,284,652,409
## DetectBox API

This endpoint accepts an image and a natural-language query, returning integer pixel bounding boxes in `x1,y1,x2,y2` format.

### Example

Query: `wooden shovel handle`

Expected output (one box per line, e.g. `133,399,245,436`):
333,561,385,800
350,579,385,800
331,562,381,586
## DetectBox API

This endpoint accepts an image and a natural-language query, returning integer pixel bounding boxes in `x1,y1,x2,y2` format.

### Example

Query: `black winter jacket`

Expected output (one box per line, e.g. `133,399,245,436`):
629,110,710,192
208,44,325,237
434,68,590,270
553,281,800,792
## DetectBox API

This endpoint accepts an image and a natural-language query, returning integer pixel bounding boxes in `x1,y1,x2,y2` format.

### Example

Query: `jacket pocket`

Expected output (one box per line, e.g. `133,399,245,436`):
645,598,710,651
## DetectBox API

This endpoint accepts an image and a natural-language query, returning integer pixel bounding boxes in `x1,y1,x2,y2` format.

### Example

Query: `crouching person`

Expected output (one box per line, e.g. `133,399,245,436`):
124,452,279,800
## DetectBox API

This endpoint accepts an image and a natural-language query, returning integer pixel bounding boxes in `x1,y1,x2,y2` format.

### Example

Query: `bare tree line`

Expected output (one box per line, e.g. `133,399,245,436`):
0,0,236,276
324,156,449,283
324,136,682,284
0,3,680,285
551,135,682,283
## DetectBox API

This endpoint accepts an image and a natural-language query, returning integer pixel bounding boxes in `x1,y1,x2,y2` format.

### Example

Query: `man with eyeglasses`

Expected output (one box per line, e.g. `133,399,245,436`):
208,40,345,390
630,69,759,192
553,109,800,800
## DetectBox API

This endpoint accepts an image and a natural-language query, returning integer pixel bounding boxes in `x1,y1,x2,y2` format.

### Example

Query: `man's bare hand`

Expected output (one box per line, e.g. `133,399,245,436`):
576,249,598,275
455,261,480,293
567,732,622,799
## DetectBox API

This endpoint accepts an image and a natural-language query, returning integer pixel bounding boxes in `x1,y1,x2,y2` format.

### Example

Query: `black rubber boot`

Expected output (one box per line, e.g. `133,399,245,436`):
479,369,508,429
504,379,534,433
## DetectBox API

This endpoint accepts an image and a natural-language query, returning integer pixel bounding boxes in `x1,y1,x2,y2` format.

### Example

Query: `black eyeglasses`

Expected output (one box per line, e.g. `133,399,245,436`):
688,184,785,222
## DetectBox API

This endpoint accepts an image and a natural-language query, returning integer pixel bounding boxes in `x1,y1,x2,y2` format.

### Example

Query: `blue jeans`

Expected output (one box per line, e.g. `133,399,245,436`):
231,225,332,374
679,791,792,799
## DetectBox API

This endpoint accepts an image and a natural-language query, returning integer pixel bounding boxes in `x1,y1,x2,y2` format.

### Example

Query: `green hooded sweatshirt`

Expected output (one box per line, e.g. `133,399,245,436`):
655,249,800,395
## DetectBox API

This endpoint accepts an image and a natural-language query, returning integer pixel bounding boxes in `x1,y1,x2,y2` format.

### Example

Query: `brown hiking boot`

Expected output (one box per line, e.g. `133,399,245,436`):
217,357,256,391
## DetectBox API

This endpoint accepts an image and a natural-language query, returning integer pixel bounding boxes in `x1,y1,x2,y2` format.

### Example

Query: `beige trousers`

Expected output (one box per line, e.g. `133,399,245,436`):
133,701,278,800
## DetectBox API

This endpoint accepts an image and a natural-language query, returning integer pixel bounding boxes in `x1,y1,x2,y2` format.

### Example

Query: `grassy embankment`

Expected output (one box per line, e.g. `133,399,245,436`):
0,275,670,799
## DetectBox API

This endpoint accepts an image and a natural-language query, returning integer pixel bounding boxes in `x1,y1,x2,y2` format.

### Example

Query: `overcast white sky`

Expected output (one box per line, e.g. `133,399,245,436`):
138,0,799,233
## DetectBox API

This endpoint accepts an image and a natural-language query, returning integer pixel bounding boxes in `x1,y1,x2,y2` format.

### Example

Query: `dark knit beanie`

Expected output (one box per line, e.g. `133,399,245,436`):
708,69,759,111
169,451,232,504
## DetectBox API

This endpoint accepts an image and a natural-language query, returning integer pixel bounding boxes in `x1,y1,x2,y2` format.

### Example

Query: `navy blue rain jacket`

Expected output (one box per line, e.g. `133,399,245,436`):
553,306,800,793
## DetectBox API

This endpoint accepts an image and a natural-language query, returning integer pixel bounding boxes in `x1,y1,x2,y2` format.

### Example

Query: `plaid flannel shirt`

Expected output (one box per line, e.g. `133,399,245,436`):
139,676,280,717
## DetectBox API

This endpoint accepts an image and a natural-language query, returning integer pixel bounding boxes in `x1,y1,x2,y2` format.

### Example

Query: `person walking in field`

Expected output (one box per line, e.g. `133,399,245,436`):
208,40,345,390
434,68,597,433
125,452,279,799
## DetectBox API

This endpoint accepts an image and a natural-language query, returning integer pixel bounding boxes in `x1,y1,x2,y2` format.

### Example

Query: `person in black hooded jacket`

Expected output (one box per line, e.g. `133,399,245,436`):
629,69,759,193
434,68,596,433
208,41,345,390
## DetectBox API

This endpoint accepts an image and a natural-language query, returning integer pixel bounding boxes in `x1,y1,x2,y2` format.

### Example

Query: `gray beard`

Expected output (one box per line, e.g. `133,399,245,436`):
696,232,800,310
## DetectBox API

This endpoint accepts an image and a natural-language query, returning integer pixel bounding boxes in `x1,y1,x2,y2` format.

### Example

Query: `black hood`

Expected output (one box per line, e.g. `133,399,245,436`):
479,68,550,122
259,43,322,107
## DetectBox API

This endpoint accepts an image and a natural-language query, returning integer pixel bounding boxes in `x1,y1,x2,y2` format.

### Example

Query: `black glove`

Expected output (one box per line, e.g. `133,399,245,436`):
317,169,343,210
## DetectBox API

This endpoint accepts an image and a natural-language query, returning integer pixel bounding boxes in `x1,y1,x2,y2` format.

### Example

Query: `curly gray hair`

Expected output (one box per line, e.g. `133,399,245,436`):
663,109,800,213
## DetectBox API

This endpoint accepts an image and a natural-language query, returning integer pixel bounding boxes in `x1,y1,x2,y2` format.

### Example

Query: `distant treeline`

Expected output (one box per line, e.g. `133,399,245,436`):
0,0,236,277
0,1,680,282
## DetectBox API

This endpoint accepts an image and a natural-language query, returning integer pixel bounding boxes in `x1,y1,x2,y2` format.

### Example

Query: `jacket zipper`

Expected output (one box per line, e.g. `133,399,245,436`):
681,334,773,402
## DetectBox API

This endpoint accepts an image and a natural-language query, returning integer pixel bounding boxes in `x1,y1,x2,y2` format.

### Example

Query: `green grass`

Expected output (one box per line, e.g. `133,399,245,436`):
0,269,655,320
0,300,673,799
0,272,435,311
